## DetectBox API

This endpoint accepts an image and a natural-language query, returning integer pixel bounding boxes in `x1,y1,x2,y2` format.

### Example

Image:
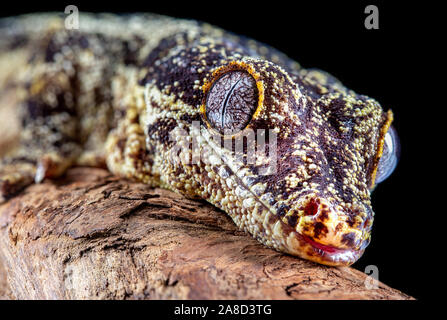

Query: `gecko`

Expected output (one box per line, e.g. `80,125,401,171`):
0,13,399,266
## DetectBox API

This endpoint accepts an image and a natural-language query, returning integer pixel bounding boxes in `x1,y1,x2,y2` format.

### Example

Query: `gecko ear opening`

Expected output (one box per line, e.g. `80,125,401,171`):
205,70,258,135
375,126,400,184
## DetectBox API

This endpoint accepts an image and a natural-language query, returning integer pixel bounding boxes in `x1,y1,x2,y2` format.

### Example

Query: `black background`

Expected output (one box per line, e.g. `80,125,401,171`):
1,0,435,301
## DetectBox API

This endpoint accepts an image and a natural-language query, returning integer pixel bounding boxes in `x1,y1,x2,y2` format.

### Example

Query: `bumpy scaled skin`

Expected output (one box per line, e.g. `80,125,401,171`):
0,13,395,266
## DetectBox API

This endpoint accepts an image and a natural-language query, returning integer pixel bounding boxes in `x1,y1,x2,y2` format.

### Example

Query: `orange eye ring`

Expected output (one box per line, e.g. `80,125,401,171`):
200,61,265,139
369,109,394,188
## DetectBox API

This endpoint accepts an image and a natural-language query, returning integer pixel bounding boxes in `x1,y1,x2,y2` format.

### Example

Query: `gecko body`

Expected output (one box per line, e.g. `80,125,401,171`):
0,13,399,266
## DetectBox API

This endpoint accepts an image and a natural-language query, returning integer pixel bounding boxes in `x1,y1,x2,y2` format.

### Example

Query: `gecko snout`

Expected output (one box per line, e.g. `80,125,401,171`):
281,195,372,265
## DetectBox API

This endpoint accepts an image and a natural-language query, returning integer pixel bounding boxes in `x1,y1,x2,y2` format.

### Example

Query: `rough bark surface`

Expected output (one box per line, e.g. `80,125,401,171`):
0,251,11,299
0,167,412,300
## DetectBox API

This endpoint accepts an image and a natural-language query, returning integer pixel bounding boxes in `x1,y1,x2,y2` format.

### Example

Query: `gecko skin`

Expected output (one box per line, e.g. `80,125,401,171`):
0,13,399,266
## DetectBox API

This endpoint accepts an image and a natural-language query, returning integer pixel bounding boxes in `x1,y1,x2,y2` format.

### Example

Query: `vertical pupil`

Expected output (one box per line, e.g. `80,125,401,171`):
206,71,258,134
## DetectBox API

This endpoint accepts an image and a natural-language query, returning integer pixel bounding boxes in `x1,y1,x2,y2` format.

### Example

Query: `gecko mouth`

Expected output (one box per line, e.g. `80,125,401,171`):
301,234,350,254
299,234,361,265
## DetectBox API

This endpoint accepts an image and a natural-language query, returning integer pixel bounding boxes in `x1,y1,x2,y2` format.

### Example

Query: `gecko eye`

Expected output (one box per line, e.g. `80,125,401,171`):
375,126,400,184
206,71,258,134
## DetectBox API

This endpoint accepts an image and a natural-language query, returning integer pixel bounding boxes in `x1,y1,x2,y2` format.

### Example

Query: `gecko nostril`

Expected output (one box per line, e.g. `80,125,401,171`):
304,198,319,216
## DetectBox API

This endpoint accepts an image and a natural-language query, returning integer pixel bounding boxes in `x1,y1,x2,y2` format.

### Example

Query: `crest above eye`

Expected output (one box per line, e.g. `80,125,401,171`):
205,71,258,135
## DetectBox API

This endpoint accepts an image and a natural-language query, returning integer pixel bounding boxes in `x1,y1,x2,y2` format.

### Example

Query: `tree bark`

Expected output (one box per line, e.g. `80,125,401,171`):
0,167,412,300
0,251,11,299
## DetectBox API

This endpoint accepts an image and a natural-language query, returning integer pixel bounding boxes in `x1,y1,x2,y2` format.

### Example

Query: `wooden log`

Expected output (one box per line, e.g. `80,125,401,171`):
0,251,11,299
0,167,412,300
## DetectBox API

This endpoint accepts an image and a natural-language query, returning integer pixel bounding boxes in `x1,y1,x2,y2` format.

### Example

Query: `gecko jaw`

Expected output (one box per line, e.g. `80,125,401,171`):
298,233,362,266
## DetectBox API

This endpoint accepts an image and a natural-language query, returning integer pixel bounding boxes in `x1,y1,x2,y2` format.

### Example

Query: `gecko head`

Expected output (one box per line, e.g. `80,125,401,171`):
199,59,399,266
141,36,398,266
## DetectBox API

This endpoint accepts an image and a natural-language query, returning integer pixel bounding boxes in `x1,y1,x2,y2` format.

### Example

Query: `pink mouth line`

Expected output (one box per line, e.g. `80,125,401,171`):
300,234,352,255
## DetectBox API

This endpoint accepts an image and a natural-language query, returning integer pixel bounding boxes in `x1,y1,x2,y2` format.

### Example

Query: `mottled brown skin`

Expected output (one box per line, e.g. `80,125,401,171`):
0,13,393,266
